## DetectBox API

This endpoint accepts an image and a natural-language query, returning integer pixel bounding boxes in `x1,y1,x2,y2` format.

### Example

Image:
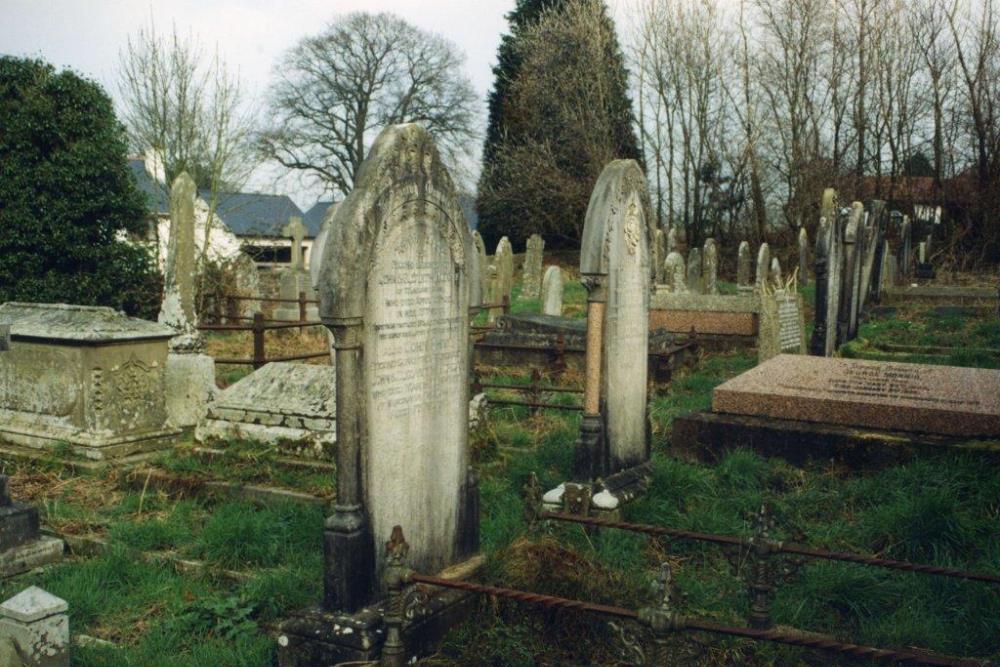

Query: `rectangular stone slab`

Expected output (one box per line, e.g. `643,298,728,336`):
713,354,1000,437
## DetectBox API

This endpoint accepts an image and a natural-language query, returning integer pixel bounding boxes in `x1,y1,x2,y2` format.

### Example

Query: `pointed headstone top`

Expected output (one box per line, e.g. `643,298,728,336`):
0,586,68,623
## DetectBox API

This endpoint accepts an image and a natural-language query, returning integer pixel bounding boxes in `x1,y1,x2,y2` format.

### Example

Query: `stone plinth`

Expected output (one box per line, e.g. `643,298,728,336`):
0,303,180,460
197,362,336,458
0,476,63,578
164,352,216,429
714,355,1000,437
0,587,69,667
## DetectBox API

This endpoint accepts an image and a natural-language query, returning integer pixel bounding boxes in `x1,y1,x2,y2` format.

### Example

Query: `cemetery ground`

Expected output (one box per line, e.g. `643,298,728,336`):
1,285,999,666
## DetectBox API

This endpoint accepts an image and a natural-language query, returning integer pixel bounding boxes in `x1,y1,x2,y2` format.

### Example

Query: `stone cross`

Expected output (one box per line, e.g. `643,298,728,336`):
703,238,718,294
798,227,809,287
737,241,751,291
576,159,651,484
317,124,478,612
687,247,703,294
541,265,563,316
755,243,770,292
664,252,687,293
283,216,308,271
522,234,545,299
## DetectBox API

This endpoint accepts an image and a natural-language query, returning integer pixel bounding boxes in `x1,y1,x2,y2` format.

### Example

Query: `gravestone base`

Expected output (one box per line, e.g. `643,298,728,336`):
277,566,478,666
672,411,1000,468
0,537,64,578
164,352,216,429
0,424,180,462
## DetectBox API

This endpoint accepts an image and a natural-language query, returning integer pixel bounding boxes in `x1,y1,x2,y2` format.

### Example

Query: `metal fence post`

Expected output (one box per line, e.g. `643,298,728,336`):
379,526,411,667
252,312,266,369
298,290,307,324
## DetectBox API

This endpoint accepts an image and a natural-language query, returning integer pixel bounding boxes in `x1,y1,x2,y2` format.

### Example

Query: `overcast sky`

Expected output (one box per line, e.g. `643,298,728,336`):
1,0,633,206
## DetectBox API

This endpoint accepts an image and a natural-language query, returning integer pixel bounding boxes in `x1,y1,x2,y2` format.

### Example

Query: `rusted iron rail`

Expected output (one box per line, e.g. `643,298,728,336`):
220,293,319,305
541,512,1000,584
480,382,584,394
485,397,583,412
408,574,988,666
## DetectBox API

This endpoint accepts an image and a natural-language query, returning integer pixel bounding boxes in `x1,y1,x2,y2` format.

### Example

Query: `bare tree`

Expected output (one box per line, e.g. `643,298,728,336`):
118,22,256,196
258,12,479,197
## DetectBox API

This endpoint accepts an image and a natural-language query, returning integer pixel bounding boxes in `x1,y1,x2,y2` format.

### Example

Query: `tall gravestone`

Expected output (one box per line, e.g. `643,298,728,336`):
770,257,783,288
898,216,912,282
572,160,651,494
737,241,752,292
315,124,478,615
495,237,514,306
158,172,215,428
687,248,703,294
666,226,678,253
541,266,564,316
485,263,501,323
472,231,489,301
703,239,719,294
522,234,545,299
837,203,863,345
664,252,687,293
755,243,770,292
809,216,831,356
822,190,843,356
798,227,809,287
652,229,665,284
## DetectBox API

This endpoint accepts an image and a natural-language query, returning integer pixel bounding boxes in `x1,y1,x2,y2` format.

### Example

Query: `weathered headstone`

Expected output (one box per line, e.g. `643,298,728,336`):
687,248,703,294
757,289,806,363
703,239,718,295
0,476,63,577
541,266,564,316
0,587,69,667
666,226,678,253
316,124,478,613
737,241,752,292
770,257,783,288
755,243,770,292
714,355,1000,437
572,159,651,493
664,252,687,293
522,234,545,299
495,237,514,306
798,227,809,287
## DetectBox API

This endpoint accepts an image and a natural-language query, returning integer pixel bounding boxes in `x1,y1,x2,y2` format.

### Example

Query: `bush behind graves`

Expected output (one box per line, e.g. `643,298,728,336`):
0,56,159,317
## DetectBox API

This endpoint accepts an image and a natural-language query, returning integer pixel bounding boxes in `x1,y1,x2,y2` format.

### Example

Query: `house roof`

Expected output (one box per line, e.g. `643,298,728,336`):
302,200,336,236
200,191,305,238
128,159,169,216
